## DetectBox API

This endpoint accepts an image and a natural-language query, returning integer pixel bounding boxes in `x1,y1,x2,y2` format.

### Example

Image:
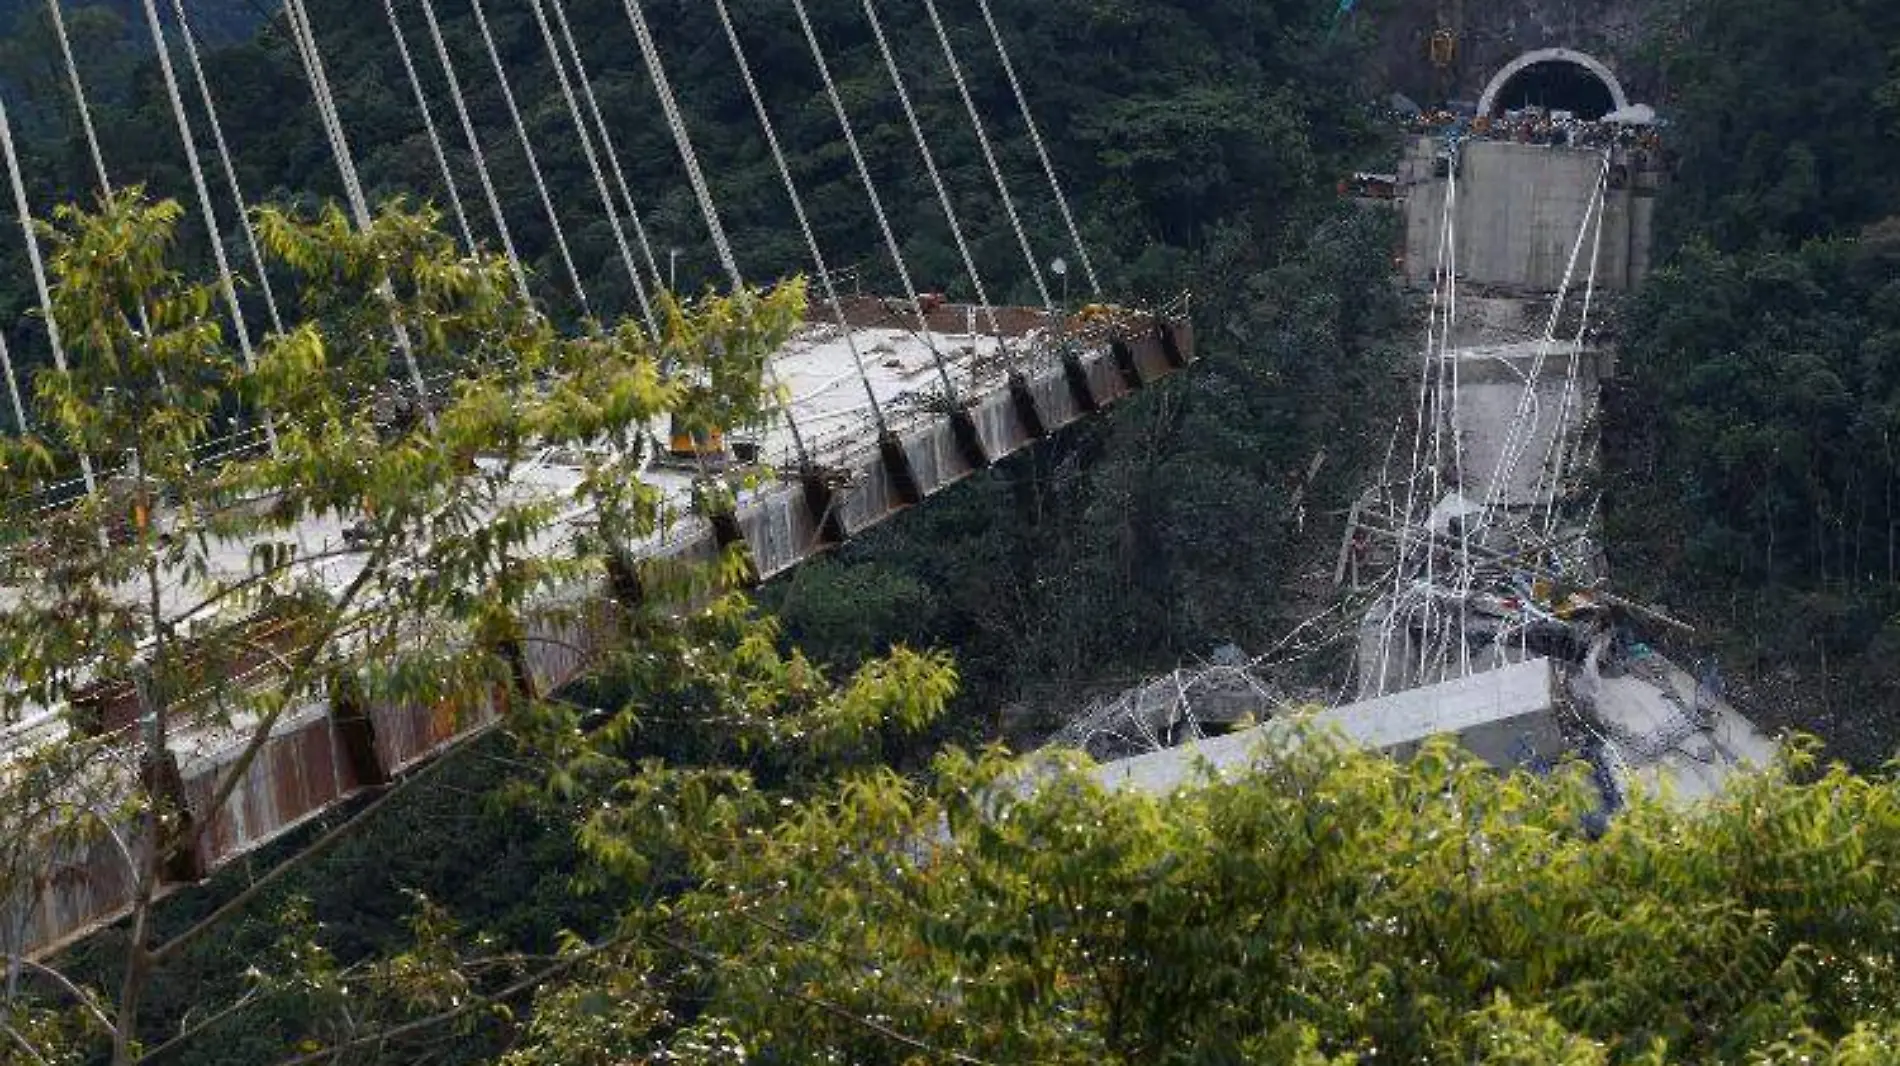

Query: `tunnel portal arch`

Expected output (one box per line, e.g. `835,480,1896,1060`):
1477,48,1629,120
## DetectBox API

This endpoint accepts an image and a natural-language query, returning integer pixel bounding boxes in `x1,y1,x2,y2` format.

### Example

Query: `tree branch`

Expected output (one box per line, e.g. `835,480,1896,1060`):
645,929,993,1066
1,1021,50,1066
133,988,261,1064
265,933,629,1066
9,956,115,1034
183,538,392,856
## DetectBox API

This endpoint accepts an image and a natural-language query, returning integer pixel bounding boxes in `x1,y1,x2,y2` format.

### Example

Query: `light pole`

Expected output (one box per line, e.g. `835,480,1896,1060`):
668,247,680,295
1050,256,1069,311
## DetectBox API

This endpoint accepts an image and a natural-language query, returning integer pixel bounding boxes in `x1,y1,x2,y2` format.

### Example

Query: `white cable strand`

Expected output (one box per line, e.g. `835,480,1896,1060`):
921,0,1051,311
710,0,886,433
45,0,174,400
860,0,1009,344
0,318,27,433
786,0,963,405
1476,156,1607,532
381,0,476,253
1376,173,1456,695
0,93,95,496
171,0,283,337
1475,197,1583,528
1445,160,1471,677
467,0,589,317
137,0,274,458
975,0,1099,300
282,0,433,419
619,0,738,289
1539,177,1609,538
413,0,529,304
619,0,811,468
523,0,651,330
545,0,663,315
43,0,111,196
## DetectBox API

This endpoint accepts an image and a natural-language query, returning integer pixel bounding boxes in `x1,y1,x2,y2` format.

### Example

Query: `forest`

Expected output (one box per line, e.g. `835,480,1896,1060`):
1603,0,1900,763
0,0,1898,1062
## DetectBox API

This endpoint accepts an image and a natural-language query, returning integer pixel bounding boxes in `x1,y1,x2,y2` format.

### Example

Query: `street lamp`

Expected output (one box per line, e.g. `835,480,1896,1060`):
668,248,680,295
1050,256,1070,311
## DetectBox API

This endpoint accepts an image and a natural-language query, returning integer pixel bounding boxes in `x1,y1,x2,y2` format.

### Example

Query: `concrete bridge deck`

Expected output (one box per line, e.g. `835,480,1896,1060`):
1,303,1194,959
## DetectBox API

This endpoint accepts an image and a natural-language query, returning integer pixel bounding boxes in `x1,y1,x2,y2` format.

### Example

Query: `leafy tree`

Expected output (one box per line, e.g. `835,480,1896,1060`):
477,735,1900,1065
0,186,807,1064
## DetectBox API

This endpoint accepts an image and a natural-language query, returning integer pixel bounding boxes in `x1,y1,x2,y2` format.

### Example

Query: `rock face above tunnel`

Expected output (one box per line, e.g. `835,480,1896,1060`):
1366,0,1660,109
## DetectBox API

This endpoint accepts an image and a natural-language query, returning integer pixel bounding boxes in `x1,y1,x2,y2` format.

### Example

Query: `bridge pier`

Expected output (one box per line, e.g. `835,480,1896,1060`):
1061,348,1100,413
949,409,991,471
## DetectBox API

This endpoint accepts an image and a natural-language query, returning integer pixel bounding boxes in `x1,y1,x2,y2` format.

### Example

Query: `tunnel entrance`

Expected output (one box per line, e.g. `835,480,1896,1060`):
1477,48,1629,121
1492,61,1615,118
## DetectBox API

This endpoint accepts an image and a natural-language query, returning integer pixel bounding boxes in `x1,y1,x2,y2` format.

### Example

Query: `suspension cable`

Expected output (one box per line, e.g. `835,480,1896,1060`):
523,0,653,332
920,0,1051,311
786,0,964,406
711,0,886,435
545,0,662,320
859,0,1011,351
137,0,274,458
1377,164,1457,695
618,0,738,291
0,316,25,434
380,0,475,252
171,0,284,336
620,0,811,469
975,0,1099,300
282,0,433,418
413,0,529,304
1538,172,1609,538
1475,156,1608,533
467,0,590,317
45,0,175,403
0,93,95,495
43,0,111,196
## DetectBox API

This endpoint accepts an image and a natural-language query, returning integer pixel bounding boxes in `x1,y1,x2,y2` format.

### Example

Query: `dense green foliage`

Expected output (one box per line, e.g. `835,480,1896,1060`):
1606,0,1900,760
4,0,1900,1061
493,737,1900,1064
0,0,1407,707
768,206,1404,717
0,0,1378,338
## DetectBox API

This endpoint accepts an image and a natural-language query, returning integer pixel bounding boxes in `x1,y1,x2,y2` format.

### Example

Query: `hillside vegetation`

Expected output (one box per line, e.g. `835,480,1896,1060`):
1604,0,1900,764
3,0,1900,1063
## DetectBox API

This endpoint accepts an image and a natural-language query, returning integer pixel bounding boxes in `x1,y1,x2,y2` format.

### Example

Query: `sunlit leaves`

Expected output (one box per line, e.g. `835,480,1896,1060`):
511,737,1900,1064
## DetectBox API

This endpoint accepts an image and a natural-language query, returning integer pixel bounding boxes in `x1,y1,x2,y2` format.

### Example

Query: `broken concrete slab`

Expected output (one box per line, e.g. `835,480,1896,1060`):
1093,657,1563,795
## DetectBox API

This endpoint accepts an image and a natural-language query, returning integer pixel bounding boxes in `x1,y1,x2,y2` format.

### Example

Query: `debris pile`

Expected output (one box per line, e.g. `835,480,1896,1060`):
1046,651,1292,763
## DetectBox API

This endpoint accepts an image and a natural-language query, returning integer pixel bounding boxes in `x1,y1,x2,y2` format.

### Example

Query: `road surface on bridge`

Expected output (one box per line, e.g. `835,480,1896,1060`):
0,302,1193,959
